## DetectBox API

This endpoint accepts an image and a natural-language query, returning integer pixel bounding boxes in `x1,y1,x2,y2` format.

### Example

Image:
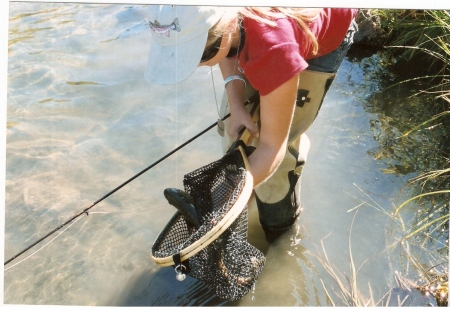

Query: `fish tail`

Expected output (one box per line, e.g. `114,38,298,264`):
173,18,181,32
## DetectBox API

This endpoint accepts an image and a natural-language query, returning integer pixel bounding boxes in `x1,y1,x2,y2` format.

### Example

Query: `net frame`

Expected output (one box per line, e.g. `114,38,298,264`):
151,99,262,301
151,144,253,266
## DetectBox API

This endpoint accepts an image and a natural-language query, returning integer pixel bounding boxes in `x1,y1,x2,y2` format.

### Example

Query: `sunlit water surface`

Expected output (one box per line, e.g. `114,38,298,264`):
5,3,439,306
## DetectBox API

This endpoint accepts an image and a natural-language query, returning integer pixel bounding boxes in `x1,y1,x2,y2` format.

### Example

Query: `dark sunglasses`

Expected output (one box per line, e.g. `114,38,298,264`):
200,37,222,63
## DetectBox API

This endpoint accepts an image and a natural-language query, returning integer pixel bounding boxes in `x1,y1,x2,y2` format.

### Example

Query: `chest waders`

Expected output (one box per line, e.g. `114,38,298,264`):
218,69,335,241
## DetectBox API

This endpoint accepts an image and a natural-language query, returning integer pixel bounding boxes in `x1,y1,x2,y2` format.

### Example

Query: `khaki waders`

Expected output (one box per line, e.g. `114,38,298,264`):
218,69,336,238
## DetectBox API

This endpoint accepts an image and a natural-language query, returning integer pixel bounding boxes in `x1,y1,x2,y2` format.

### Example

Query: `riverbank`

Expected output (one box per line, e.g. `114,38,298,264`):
350,9,449,307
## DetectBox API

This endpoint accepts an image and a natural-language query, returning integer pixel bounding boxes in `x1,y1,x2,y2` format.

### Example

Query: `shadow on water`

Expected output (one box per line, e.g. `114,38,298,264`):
114,268,226,306
348,46,449,241
112,202,268,306
347,46,450,179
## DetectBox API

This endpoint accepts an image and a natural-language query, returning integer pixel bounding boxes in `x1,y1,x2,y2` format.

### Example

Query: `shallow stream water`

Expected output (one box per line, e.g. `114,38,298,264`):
5,3,445,306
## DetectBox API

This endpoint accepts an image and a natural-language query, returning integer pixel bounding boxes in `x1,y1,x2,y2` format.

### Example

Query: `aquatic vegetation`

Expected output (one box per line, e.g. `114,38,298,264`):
312,188,448,306
367,9,450,307
315,9,450,307
312,212,417,307
311,214,382,307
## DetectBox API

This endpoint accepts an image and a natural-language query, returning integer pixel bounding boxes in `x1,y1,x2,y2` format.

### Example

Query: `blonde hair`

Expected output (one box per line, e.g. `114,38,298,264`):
206,7,323,55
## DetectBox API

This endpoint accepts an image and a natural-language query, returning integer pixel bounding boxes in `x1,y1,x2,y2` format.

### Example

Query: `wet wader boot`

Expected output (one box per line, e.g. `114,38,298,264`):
218,70,336,241
255,133,309,241
255,70,336,240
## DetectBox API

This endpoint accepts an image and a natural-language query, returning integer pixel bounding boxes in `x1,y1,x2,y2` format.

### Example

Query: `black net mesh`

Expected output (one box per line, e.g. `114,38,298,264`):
152,146,265,301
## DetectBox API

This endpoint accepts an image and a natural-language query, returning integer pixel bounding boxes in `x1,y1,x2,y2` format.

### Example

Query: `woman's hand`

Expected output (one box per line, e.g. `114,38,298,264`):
228,103,259,140
219,57,258,139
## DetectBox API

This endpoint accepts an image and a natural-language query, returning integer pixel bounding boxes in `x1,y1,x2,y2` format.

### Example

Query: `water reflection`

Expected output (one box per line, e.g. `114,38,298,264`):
346,48,449,306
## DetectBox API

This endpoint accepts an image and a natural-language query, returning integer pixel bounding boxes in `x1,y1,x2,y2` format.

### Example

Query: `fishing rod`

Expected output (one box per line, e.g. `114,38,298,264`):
5,111,236,267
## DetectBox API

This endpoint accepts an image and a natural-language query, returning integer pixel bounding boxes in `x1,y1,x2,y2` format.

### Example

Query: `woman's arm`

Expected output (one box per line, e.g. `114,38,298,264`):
249,74,299,187
219,57,259,140
220,56,299,187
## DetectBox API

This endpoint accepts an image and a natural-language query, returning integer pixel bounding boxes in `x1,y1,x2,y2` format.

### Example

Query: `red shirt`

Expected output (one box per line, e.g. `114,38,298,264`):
238,8,358,95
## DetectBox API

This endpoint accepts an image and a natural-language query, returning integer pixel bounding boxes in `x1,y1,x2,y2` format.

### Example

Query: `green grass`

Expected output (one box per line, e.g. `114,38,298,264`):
382,10,450,98
378,11,448,306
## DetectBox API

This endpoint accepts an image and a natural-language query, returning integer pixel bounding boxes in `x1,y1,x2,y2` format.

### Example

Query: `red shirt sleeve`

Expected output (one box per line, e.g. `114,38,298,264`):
237,9,357,96
239,18,308,96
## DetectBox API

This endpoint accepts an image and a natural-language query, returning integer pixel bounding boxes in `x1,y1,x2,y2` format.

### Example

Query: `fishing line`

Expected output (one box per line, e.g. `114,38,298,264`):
88,208,165,215
4,216,83,272
4,112,233,267
4,207,163,271
209,66,220,118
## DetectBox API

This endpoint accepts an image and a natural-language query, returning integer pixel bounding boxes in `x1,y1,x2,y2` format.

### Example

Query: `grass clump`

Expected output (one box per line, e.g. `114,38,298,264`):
371,9,449,306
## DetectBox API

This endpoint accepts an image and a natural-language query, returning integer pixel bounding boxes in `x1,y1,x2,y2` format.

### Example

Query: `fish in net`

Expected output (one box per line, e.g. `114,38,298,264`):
152,103,265,301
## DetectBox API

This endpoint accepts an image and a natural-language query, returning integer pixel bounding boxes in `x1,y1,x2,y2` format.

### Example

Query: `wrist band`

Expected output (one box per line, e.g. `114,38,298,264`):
224,75,246,88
